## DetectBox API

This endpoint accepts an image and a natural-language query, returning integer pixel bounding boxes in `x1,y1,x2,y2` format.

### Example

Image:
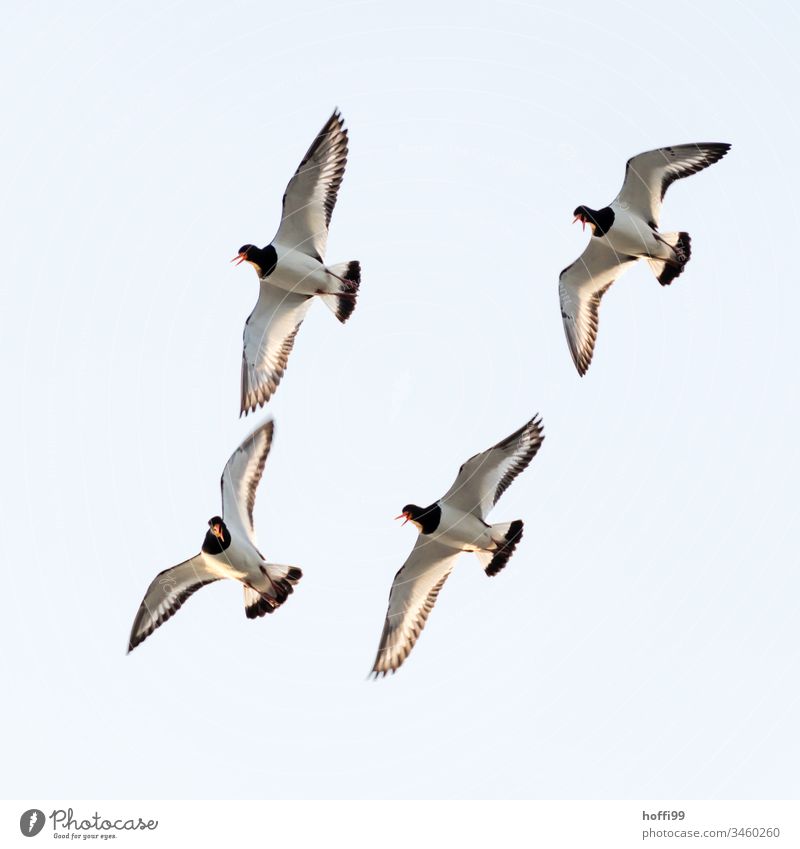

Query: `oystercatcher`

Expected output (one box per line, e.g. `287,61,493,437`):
127,419,301,652
560,142,731,375
233,109,361,414
371,415,545,676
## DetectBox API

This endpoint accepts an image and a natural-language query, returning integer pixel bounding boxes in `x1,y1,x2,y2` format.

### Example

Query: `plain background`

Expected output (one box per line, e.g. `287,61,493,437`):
1,0,798,800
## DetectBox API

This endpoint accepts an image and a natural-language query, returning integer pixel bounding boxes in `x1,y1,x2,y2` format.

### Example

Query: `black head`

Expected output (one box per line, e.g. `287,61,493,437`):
572,205,594,231
202,516,231,554
230,243,277,277
231,244,256,268
395,502,441,535
572,205,614,237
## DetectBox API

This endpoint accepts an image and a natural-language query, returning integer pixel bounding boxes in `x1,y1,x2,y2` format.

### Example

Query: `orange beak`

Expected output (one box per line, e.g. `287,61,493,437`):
394,512,410,526
231,253,247,266
211,524,223,539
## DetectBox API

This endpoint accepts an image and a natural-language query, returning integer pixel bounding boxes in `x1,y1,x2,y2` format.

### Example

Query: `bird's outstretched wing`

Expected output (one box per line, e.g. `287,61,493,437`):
220,418,274,543
371,537,462,676
441,416,544,519
240,284,313,414
615,142,731,227
273,109,349,260
127,556,221,652
559,239,639,376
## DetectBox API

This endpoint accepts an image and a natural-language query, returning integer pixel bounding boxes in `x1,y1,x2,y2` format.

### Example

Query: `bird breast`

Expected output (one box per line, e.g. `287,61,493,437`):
270,246,328,295
201,536,261,582
605,207,661,256
432,504,493,551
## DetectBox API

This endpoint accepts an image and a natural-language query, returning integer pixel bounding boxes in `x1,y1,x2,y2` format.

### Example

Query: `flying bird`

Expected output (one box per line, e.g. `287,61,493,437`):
127,419,301,652
233,109,361,414
559,142,731,376
371,415,544,676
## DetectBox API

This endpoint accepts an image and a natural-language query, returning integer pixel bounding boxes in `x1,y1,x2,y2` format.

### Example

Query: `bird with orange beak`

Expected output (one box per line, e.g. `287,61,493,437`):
371,415,545,676
560,142,731,376
127,419,302,653
233,109,361,415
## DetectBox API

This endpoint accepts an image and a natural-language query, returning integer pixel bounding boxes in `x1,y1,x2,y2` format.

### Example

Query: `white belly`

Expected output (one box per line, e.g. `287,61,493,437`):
200,535,263,583
270,244,330,294
432,503,494,551
605,208,664,258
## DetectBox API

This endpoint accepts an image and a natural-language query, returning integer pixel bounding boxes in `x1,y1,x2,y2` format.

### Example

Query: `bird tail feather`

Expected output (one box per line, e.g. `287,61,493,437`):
479,519,524,577
319,261,361,323
647,232,691,286
244,565,303,619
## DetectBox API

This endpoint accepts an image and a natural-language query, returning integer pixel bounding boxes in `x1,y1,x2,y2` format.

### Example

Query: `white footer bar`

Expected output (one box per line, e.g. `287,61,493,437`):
2,800,798,848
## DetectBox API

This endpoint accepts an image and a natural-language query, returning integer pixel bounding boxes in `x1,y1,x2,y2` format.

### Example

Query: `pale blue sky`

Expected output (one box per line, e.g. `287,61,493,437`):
1,0,798,799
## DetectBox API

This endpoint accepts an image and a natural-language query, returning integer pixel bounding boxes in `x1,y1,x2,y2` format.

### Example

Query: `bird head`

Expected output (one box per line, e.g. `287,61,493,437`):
395,504,424,529
202,516,231,554
231,244,262,274
572,205,594,233
572,206,592,230
208,516,226,539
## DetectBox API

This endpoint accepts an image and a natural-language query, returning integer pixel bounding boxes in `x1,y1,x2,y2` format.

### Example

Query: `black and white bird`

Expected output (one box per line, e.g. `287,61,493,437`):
559,142,731,376
371,416,545,676
233,109,361,415
127,419,301,653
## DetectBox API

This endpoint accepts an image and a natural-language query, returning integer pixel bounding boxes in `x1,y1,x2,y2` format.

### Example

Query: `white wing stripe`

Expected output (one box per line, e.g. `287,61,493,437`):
220,418,274,542
441,416,545,519
616,142,730,225
371,538,460,676
127,556,220,652
274,110,349,259
240,285,313,414
559,240,638,376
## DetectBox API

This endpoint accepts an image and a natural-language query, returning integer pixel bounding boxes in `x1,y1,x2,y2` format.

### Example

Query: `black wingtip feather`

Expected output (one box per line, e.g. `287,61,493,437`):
490,417,544,508
127,576,217,653
659,143,732,200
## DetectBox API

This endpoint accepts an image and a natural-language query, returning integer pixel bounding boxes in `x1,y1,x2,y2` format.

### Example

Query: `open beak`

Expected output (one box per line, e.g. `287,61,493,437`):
573,215,585,232
394,512,410,526
211,524,223,539
231,253,247,266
